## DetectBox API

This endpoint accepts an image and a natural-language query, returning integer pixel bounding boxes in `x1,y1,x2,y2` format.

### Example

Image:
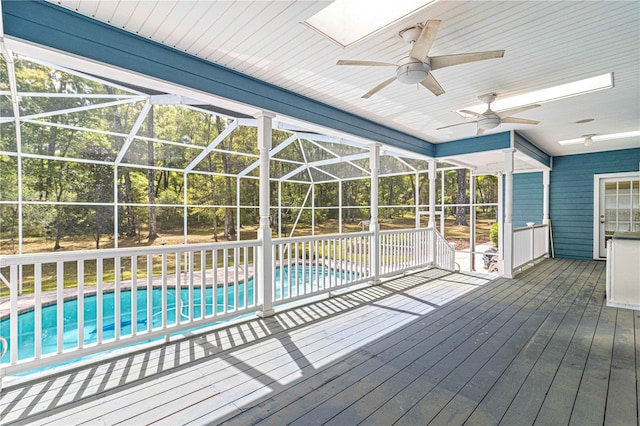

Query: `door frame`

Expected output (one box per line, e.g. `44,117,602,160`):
593,171,640,259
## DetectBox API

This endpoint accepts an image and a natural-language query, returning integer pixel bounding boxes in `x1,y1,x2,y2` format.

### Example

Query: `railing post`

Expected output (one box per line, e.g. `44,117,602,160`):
370,143,381,284
428,159,437,265
256,111,276,317
528,222,535,265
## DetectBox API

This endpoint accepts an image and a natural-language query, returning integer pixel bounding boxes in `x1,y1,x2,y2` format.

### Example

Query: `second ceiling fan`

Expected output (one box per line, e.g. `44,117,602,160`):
337,20,504,99
438,93,541,136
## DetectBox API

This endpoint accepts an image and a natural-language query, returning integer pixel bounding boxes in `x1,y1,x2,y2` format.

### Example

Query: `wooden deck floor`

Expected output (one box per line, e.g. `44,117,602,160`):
1,258,638,425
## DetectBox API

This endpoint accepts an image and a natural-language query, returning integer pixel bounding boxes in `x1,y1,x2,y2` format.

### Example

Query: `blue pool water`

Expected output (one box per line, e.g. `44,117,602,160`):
0,265,353,364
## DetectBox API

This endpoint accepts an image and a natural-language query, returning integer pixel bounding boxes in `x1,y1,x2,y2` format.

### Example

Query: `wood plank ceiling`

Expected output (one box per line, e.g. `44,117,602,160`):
46,1,639,158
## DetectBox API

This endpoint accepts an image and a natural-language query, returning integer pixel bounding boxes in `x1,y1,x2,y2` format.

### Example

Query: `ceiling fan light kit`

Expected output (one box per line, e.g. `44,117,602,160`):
396,56,430,84
337,19,504,98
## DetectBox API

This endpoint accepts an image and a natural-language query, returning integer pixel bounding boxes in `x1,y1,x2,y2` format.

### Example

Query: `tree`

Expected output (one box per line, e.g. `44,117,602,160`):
455,169,468,226
216,116,235,239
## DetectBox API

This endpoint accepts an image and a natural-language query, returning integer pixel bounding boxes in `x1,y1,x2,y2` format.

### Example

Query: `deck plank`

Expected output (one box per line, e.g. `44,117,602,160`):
296,259,571,426
223,260,566,426
604,308,638,425
1,259,637,426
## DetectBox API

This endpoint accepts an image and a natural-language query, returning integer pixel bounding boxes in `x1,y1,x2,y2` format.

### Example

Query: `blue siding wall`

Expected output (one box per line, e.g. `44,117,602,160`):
513,172,543,227
550,148,640,259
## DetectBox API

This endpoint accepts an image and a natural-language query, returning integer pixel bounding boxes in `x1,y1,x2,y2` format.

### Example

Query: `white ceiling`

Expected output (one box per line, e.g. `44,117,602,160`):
47,0,640,158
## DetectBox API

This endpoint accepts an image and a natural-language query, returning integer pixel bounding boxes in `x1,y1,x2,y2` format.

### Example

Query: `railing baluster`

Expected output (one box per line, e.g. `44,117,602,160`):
146,255,152,332
56,261,64,354
188,250,194,322
131,256,137,336
77,260,84,349
161,253,168,330
200,250,206,319
175,252,181,326
97,258,103,343
213,249,218,316
287,242,292,298
10,265,18,364
234,247,239,311
243,246,249,308
34,263,42,359
223,248,229,313
114,257,121,340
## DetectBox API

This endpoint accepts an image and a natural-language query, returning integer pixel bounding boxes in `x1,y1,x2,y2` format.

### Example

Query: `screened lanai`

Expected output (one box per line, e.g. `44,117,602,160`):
0,22,555,384
0,50,502,264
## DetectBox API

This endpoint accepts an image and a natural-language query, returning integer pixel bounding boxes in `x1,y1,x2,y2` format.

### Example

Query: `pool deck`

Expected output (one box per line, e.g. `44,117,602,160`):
1,258,638,425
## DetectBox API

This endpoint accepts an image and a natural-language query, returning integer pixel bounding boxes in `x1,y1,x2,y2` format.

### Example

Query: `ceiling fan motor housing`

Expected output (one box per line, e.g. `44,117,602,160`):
396,56,430,84
477,112,501,130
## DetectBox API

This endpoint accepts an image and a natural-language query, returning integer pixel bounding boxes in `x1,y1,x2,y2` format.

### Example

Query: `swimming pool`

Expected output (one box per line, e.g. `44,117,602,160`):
0,264,353,364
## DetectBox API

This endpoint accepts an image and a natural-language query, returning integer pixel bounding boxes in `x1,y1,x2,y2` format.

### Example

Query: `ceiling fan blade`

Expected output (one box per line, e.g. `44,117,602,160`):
437,121,475,130
362,76,397,99
459,109,483,117
500,117,540,125
409,20,441,62
476,127,486,136
420,73,445,96
337,60,396,67
496,104,540,119
430,50,505,70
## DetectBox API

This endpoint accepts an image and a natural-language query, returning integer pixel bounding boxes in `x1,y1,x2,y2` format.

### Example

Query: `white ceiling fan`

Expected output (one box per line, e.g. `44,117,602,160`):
438,93,541,136
336,20,504,99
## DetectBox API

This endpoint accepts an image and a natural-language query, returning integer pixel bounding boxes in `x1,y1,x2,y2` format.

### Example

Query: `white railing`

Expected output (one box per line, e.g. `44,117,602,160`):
0,226,456,376
271,232,372,306
513,223,549,270
434,230,456,271
0,240,260,375
380,228,431,276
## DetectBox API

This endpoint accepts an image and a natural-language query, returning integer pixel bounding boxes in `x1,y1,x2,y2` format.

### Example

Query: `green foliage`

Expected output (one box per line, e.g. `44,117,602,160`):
490,222,499,247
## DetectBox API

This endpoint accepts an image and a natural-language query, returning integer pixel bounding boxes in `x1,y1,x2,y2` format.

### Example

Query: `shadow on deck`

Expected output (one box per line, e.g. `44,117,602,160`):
1,259,636,425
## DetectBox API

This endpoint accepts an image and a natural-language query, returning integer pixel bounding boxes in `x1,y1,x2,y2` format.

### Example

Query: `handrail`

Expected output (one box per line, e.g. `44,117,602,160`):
275,231,373,245
0,239,261,267
0,226,457,377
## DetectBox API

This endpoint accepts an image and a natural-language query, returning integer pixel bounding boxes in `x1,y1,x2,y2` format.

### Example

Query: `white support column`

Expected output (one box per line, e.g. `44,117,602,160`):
543,169,550,225
497,171,504,271
470,172,476,272
502,149,515,278
311,183,315,236
428,160,437,265
543,168,550,256
338,180,343,234
415,172,420,229
369,143,381,284
255,111,276,317
278,180,282,238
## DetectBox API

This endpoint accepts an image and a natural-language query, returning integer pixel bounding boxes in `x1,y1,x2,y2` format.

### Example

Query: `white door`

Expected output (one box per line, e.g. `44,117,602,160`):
594,172,640,258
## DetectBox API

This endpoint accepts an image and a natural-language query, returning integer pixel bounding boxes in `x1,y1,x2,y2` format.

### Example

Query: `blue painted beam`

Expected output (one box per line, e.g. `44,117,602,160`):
514,132,551,167
2,0,436,156
434,132,511,157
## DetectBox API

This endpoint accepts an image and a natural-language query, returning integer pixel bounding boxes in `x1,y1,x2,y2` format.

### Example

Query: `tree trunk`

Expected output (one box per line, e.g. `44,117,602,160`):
123,170,136,237
216,117,235,239
205,119,219,242
53,204,63,250
455,169,468,226
107,86,137,237
147,106,158,240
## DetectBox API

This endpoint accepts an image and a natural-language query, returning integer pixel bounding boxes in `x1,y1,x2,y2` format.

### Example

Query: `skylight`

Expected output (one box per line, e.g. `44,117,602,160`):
458,73,614,117
304,0,438,47
557,130,640,145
